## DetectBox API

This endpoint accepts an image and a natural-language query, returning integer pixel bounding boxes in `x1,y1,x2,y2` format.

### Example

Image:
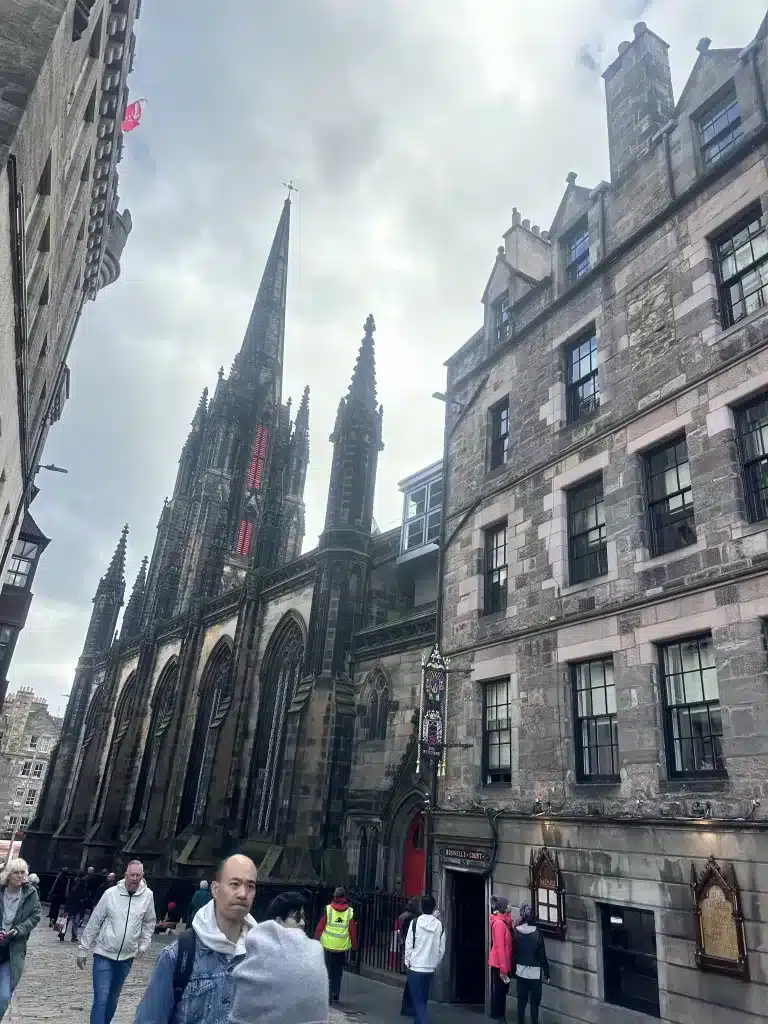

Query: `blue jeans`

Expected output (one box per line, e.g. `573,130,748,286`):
0,960,12,1020
407,970,433,1024
91,954,134,1024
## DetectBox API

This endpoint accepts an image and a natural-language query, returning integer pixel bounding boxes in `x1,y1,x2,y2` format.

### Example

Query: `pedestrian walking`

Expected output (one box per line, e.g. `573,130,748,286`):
315,886,357,1004
62,870,89,942
397,897,420,1016
0,857,41,1020
48,865,70,926
185,878,211,927
76,860,156,1024
404,895,445,1024
231,890,329,1024
94,872,117,906
514,904,549,1024
489,896,515,1021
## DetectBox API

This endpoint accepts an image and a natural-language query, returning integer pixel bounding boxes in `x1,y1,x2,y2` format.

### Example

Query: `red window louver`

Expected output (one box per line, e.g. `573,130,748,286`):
236,519,253,557
248,425,269,490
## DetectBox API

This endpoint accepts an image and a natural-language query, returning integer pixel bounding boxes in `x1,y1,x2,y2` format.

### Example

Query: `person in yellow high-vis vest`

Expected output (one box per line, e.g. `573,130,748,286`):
315,887,357,1004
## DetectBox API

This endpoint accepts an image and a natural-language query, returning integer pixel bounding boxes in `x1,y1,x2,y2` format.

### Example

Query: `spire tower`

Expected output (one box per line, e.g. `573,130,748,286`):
83,525,128,656
120,555,148,641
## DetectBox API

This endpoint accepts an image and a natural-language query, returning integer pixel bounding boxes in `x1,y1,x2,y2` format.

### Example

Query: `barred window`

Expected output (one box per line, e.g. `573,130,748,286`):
572,658,619,781
660,635,725,777
567,476,608,584
483,679,512,785
565,220,589,285
736,393,768,521
566,332,599,422
490,398,510,470
484,524,507,615
713,208,768,327
698,86,742,169
646,437,696,556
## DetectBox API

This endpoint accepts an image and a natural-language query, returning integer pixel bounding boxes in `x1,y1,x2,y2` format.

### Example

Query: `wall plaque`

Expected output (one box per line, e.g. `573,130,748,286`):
691,856,749,979
438,844,491,871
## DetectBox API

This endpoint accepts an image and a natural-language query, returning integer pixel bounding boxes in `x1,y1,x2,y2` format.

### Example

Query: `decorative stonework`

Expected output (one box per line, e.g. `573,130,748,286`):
691,856,749,979
530,846,566,939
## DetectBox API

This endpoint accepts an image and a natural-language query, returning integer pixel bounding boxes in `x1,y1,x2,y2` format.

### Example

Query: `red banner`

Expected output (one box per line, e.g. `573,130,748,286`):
121,98,145,133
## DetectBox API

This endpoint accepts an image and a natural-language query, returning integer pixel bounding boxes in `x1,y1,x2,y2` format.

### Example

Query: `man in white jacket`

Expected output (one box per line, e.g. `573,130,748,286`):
404,895,445,1024
76,860,156,1024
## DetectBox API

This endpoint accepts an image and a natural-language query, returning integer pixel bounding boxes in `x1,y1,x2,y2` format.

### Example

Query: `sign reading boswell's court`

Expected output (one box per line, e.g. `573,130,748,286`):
438,844,492,870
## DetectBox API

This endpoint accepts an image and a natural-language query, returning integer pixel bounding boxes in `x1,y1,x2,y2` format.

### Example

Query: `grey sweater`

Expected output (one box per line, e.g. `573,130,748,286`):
230,920,329,1024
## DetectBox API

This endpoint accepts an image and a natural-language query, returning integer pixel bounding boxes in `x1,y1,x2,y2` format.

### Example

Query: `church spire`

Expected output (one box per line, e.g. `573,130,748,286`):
295,384,310,431
82,525,128,657
236,197,291,370
348,313,377,408
120,555,148,641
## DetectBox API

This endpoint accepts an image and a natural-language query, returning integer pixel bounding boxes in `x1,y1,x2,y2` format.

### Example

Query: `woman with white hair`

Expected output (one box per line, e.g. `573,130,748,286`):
0,857,41,1018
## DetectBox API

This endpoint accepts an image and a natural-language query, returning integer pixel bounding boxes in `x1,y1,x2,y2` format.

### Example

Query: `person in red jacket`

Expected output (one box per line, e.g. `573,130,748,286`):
488,895,515,1020
315,887,358,1003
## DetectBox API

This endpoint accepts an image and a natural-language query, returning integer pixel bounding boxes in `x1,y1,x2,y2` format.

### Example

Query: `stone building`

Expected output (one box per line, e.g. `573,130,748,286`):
431,16,768,1022
23,196,439,896
0,687,62,837
0,0,140,666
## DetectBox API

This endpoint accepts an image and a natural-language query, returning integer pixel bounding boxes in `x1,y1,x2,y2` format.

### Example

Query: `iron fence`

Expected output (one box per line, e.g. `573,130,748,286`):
347,889,408,975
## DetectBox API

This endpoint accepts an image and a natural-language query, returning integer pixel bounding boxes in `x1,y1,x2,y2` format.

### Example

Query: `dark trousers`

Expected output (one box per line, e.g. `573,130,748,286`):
324,949,346,1001
91,954,134,1024
401,975,413,1015
490,966,509,1019
49,897,63,922
407,970,433,1024
516,977,542,1024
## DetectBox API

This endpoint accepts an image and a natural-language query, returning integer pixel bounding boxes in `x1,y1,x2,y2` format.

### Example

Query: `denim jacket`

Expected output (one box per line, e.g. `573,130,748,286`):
134,936,243,1024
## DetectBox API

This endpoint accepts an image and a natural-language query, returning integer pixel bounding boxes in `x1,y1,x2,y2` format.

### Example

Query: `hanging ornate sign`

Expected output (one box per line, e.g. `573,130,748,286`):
691,856,749,979
417,643,448,776
529,846,567,940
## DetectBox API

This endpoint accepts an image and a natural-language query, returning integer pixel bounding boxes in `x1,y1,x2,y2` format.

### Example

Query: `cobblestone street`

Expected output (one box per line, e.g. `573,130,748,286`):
5,920,355,1023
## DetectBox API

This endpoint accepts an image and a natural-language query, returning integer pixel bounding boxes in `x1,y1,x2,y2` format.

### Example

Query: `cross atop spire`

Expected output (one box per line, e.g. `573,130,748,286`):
237,198,291,370
348,313,377,407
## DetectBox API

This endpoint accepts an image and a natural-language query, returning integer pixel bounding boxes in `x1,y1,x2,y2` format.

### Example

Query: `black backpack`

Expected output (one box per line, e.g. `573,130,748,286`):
172,928,197,1008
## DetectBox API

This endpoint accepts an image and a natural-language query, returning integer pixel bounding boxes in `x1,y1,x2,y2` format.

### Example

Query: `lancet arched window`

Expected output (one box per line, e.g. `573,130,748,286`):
366,670,390,741
130,659,178,828
177,640,234,832
252,615,304,834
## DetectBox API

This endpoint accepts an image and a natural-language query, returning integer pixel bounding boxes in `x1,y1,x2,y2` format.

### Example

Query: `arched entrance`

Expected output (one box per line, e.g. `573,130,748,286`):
402,809,426,897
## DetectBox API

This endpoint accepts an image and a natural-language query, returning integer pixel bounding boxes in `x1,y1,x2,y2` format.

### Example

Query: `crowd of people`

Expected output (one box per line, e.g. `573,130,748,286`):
0,852,549,1024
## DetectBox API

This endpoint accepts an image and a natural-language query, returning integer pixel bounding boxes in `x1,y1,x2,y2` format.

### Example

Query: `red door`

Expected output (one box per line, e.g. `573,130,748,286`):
402,810,426,897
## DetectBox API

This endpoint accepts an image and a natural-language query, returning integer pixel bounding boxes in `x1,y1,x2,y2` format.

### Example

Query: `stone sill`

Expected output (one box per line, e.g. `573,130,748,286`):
571,781,621,793
561,571,618,597
658,776,729,794
731,518,768,540
634,538,705,574
706,303,768,348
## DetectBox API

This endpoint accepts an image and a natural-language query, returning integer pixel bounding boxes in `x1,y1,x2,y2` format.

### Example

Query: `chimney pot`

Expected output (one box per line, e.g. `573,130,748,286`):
634,21,647,38
541,231,550,242
497,245,505,256
522,218,530,230
697,37,711,54
512,209,522,226
566,171,578,185
618,41,631,55
532,225,540,235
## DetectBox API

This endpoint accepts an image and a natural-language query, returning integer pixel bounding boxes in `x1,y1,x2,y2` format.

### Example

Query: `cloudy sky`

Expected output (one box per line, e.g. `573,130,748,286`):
12,0,767,711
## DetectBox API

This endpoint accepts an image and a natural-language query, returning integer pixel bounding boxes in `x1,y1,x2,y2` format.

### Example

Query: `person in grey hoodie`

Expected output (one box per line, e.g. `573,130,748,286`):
230,890,329,1024
133,854,257,1024
514,904,549,1024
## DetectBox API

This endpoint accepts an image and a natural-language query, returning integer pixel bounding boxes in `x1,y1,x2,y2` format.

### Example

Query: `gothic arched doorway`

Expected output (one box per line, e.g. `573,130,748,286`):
402,809,426,898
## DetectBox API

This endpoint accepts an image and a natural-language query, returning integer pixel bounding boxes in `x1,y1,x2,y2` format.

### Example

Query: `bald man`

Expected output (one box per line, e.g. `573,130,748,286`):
135,854,257,1024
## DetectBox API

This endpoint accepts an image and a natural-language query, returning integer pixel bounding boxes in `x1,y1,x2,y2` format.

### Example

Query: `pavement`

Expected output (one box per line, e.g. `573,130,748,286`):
4,917,480,1023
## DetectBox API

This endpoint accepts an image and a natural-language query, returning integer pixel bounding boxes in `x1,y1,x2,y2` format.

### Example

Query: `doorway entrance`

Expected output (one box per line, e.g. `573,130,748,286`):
449,870,486,1005
402,810,426,897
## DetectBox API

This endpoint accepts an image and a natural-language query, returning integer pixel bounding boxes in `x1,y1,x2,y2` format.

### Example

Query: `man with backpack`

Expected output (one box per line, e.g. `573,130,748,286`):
404,895,445,1024
134,853,257,1024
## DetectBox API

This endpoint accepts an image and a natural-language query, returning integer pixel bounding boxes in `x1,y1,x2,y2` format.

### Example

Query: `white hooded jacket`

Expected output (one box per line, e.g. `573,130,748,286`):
192,897,255,955
79,878,156,961
404,914,445,973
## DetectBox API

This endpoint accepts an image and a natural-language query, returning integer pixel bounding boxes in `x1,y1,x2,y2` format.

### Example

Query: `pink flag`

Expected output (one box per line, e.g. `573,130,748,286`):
121,98,145,133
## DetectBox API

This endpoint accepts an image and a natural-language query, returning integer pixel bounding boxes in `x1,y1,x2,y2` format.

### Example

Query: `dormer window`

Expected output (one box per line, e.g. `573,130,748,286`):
5,540,39,588
402,476,442,553
564,220,589,285
493,292,511,344
698,85,742,169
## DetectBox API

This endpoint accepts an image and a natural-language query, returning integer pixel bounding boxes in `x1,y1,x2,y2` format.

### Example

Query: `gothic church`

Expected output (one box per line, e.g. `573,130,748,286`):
25,198,438,891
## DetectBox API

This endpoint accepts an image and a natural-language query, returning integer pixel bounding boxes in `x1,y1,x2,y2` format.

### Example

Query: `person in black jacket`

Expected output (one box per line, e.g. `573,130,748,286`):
61,871,89,943
47,867,69,926
513,904,549,1024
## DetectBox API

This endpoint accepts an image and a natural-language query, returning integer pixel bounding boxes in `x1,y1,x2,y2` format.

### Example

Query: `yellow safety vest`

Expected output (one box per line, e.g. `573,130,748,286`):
321,904,354,951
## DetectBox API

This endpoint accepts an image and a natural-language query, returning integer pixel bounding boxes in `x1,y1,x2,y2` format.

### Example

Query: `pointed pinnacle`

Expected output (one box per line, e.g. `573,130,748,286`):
130,555,148,594
191,387,208,428
296,385,310,430
239,199,291,365
348,313,377,407
104,525,128,587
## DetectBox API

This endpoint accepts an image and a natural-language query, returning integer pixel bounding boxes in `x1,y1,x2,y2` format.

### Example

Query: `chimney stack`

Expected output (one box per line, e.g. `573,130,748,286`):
602,22,674,182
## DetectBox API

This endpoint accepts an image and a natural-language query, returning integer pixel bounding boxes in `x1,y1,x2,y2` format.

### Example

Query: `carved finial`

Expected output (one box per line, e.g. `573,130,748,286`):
566,171,578,185
364,313,376,337
697,37,711,54
218,366,224,379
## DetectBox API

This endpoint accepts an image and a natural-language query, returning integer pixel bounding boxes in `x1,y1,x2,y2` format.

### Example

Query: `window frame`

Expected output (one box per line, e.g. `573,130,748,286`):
645,435,697,557
564,219,590,285
697,84,743,170
735,391,768,522
401,476,443,554
567,475,608,585
19,761,31,777
493,291,512,345
489,397,510,471
482,678,513,786
5,540,38,588
566,330,599,423
571,657,619,783
658,634,726,780
712,206,768,328
484,522,508,616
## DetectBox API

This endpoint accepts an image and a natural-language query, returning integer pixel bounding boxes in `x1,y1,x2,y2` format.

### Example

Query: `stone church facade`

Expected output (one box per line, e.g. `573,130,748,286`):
431,16,768,1023
24,197,438,890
